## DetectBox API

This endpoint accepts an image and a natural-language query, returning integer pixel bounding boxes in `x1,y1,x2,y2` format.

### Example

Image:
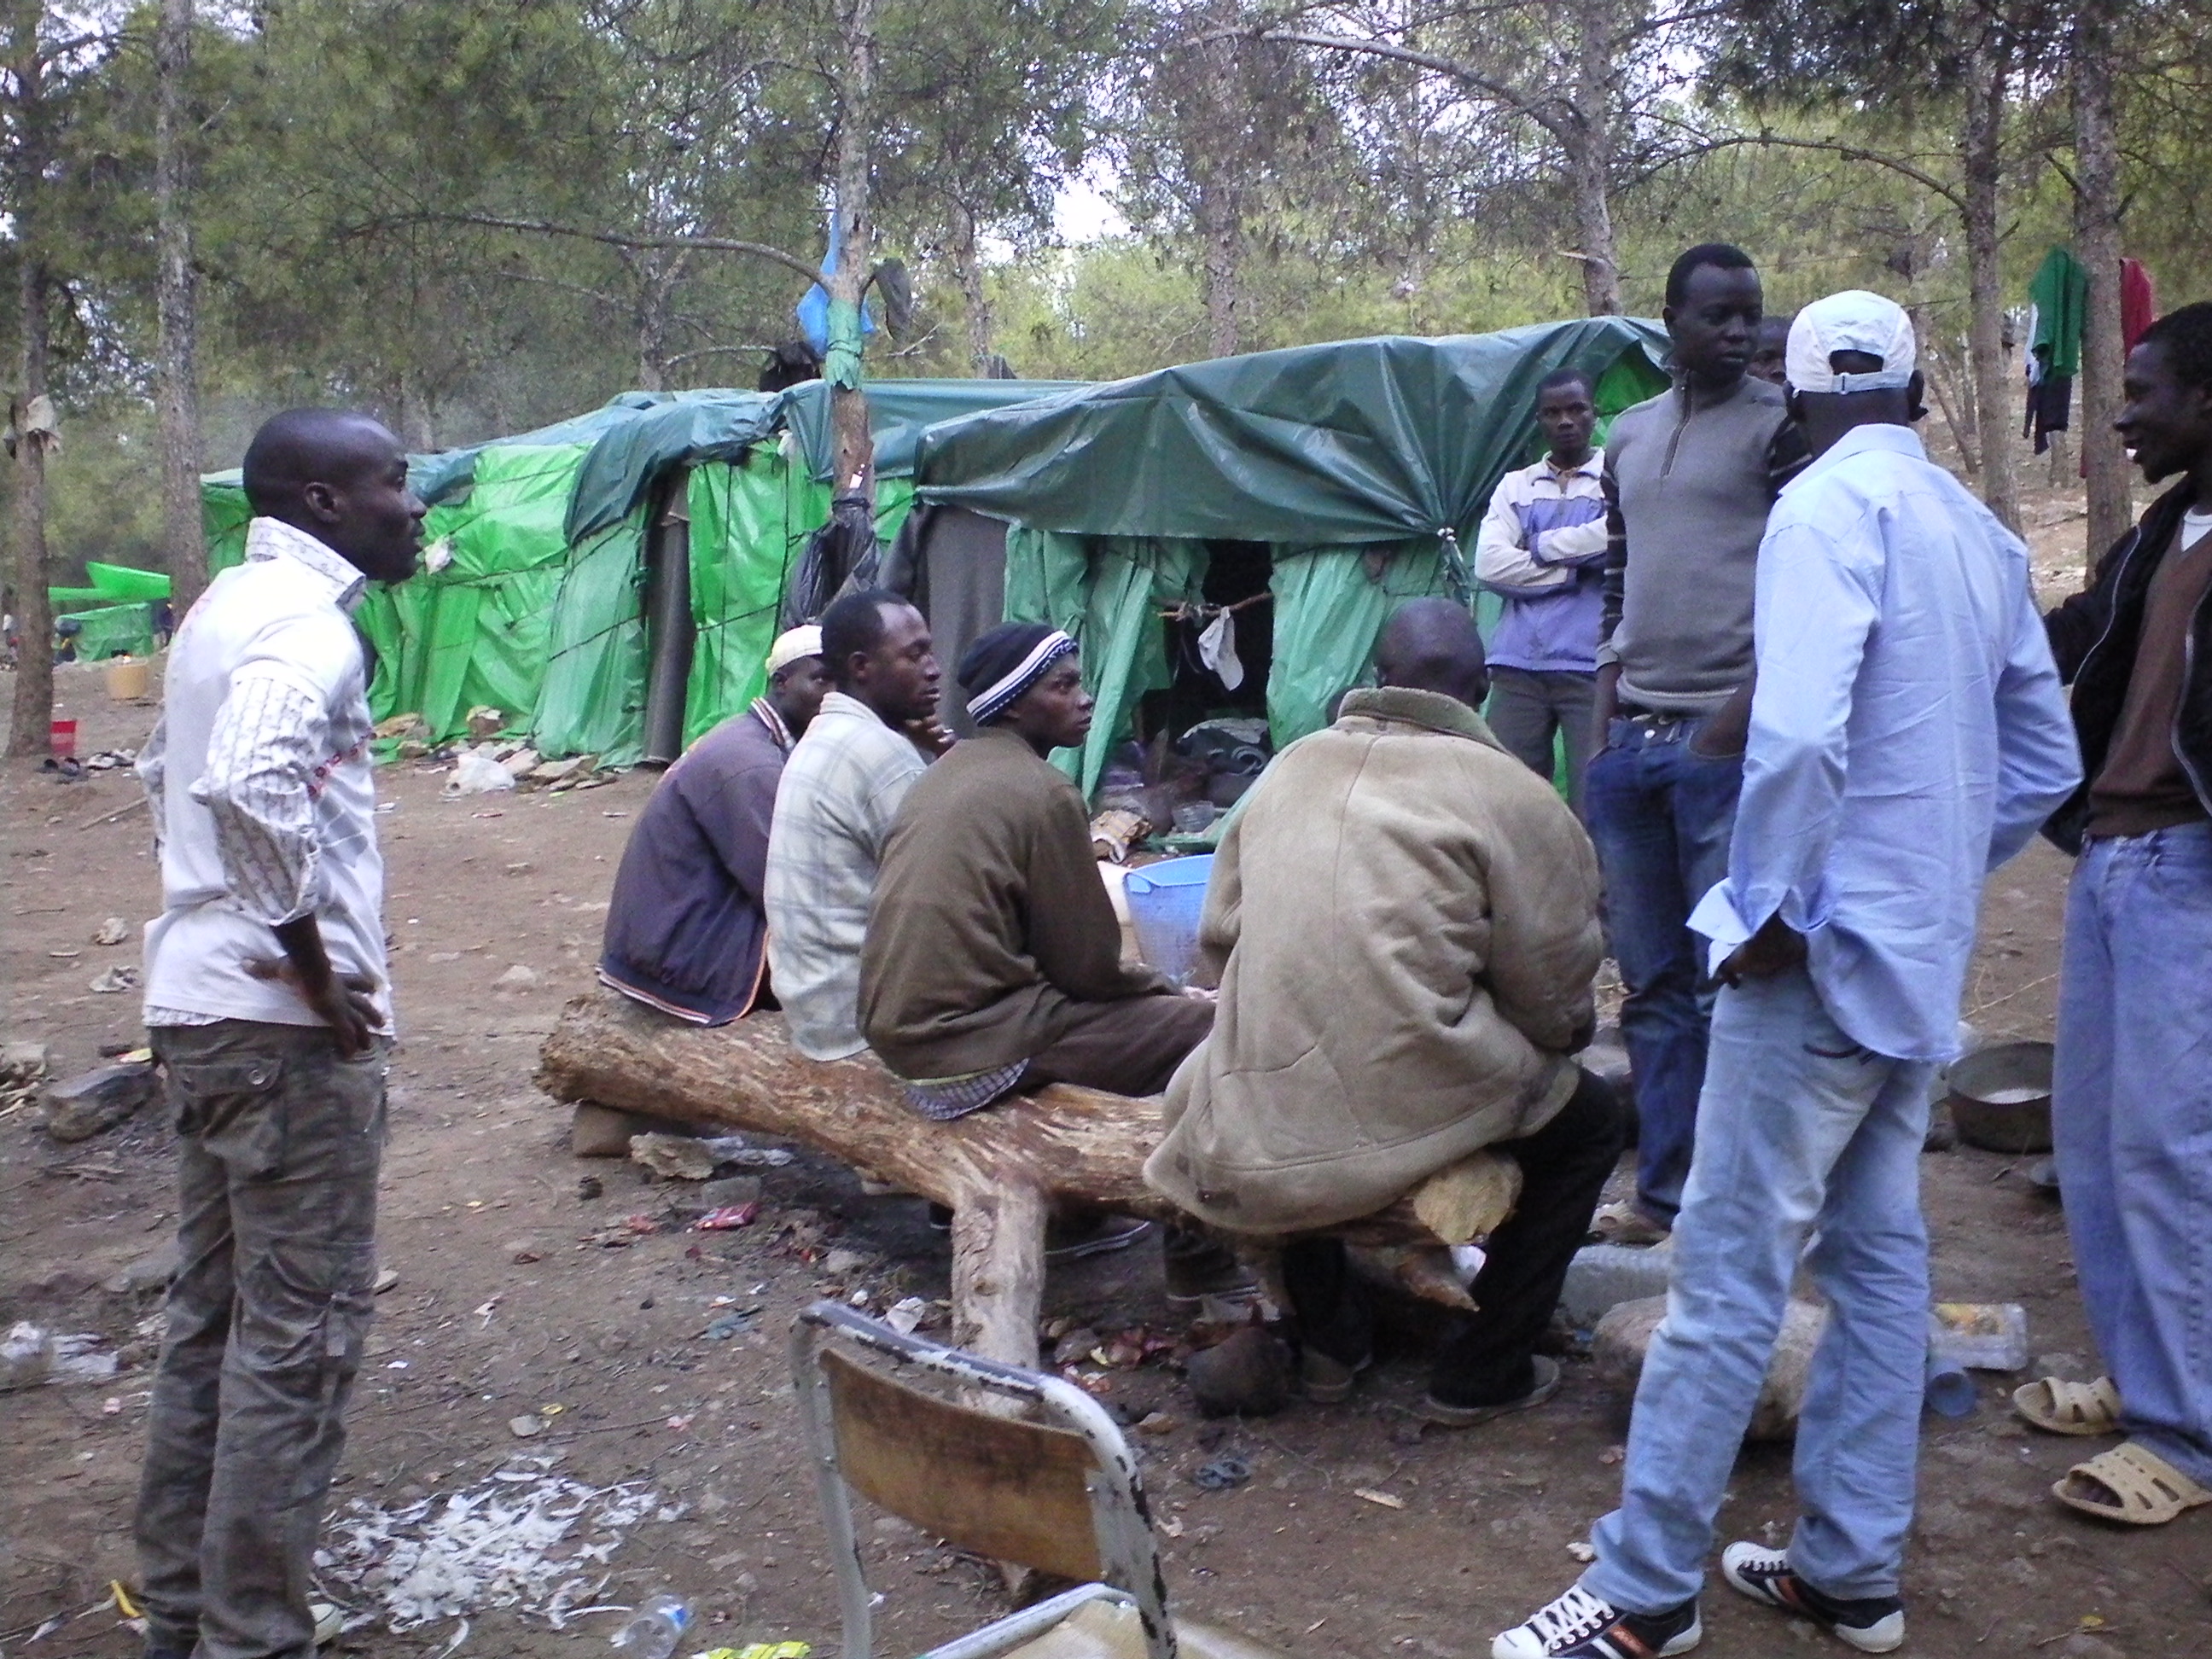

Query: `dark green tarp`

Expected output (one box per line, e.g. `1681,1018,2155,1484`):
916,320,1668,545
781,378,1082,483
565,390,783,543
406,401,658,509
937,322,1673,794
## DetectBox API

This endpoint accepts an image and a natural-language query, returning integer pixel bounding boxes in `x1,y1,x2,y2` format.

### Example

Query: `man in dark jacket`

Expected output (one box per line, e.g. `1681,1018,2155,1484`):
860,622,1212,1112
859,622,1248,1292
598,626,829,1023
2021,302,2212,1528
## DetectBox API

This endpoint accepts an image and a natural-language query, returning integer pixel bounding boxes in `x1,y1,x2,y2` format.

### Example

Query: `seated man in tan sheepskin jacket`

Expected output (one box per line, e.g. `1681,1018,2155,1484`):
1147,597,1621,1428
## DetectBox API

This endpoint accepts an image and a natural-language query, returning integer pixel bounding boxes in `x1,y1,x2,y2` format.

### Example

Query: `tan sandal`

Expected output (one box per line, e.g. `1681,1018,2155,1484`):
2013,1375,2121,1436
2053,1441,2212,1525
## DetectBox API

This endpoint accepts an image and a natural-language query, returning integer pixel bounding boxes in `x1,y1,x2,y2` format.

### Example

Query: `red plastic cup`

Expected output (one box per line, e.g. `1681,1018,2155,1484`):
49,718,77,759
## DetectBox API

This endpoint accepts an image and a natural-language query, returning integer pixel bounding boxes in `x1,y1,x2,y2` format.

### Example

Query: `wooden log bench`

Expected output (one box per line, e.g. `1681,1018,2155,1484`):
538,990,1519,1368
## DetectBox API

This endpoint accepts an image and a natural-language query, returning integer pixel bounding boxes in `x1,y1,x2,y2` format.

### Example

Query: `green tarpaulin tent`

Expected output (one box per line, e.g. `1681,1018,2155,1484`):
911,319,1671,795
198,378,1069,765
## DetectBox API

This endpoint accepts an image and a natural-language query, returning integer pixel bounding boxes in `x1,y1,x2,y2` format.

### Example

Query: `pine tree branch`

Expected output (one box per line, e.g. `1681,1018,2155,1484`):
395,212,824,286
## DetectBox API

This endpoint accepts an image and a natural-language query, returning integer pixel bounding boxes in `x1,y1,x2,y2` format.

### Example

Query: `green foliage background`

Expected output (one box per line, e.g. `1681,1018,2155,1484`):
10,0,2203,575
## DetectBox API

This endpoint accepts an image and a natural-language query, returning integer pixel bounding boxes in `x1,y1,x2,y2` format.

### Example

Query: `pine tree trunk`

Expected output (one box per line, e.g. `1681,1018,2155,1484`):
6,3,54,759
2072,3,2131,574
154,0,205,618
956,209,993,373
1961,48,2018,533
828,0,876,498
1569,0,1621,316
1199,177,1243,358
1194,3,1244,358
9,259,54,760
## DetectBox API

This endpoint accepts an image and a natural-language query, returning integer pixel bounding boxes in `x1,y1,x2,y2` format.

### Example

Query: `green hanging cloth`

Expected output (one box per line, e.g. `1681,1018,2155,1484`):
2028,247,2089,381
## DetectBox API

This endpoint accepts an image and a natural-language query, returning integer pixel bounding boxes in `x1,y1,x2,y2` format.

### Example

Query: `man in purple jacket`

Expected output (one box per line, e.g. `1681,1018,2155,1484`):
599,626,830,1023
1475,366,1610,814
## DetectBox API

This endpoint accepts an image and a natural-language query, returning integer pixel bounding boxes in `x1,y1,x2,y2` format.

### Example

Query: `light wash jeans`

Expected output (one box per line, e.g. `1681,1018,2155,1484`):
2054,820,2212,1486
1584,965,1935,1612
1583,713,1743,1225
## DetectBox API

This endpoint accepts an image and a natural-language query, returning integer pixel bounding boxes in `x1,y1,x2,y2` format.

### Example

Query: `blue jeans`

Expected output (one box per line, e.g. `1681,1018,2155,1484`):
1584,967,1934,1611
2054,821,2212,1486
1584,714,1743,1223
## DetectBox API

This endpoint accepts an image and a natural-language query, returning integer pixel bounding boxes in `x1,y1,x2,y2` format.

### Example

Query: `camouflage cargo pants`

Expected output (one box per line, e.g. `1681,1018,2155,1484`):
135,1022,387,1659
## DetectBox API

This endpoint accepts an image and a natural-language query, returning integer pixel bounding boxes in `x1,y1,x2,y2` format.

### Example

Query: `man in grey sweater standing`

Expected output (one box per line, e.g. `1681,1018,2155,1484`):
1585,243,1808,1245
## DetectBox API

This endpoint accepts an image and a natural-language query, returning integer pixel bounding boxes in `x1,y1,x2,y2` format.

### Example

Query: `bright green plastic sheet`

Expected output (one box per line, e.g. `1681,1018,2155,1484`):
356,443,583,741
531,507,651,766
1004,533,1204,796
63,602,156,661
683,453,792,747
1266,538,1458,748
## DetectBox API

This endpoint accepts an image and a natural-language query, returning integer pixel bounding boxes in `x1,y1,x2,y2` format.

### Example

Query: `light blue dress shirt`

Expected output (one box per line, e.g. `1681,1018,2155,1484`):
1688,423,2082,1062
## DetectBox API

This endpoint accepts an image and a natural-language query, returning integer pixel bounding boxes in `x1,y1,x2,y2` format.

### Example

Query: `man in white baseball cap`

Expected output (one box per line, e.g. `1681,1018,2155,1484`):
598,625,830,1024
1497,289,2081,1659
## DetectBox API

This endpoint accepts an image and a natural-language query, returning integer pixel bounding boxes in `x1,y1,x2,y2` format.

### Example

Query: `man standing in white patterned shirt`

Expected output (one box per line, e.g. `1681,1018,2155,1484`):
134,408,423,1659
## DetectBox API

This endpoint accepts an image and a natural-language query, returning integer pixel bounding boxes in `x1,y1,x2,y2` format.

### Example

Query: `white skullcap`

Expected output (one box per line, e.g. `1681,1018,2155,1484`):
1786,290,1918,394
765,625,823,676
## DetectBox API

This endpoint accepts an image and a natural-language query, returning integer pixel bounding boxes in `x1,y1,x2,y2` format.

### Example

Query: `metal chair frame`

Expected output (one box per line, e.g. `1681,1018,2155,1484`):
792,1301,1178,1659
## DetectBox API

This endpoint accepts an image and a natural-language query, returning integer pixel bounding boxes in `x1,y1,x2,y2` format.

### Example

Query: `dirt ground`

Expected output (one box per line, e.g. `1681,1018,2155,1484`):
4,521,2209,1659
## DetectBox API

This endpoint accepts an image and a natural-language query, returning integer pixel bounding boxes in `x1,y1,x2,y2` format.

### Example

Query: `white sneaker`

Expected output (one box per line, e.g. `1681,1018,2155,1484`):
1719,1542,1905,1653
1492,1583,1701,1658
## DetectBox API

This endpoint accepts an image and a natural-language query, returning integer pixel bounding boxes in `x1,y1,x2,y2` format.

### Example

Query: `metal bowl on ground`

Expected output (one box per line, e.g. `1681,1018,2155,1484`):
1947,1040,2055,1155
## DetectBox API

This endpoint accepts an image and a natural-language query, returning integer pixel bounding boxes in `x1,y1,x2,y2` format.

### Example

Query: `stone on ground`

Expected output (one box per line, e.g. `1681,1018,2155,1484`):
1594,1294,1827,1441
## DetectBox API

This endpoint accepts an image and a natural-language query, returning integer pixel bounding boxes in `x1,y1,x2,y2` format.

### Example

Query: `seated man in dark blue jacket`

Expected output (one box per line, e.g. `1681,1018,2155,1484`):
599,626,830,1022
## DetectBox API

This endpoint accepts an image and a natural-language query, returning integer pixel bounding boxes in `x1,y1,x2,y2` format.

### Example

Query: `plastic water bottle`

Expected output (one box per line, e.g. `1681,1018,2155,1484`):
609,1595,690,1659
1924,1342,1978,1418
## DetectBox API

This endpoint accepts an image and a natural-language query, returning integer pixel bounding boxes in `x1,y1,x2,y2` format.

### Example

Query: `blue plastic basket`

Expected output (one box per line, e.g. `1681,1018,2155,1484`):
1122,854,1215,987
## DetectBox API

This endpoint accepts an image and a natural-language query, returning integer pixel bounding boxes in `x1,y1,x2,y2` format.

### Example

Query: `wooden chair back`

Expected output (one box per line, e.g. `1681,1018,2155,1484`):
819,1347,1104,1582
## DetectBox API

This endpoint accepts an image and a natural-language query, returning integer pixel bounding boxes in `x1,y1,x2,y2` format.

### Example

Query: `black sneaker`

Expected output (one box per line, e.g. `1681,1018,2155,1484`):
1045,1214,1153,1262
1492,1585,1701,1658
1720,1543,1904,1653
1162,1234,1258,1307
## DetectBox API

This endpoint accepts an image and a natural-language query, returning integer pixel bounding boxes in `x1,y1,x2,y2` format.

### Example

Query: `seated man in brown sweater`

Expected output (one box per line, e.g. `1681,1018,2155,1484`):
861,622,1212,1110
860,622,1240,1294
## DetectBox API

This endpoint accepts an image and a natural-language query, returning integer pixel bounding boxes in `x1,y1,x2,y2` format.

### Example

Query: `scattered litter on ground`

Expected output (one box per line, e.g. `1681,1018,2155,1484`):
1192,1456,1251,1491
1353,1488,1406,1510
694,1204,760,1233
703,1308,760,1340
374,1268,400,1295
87,964,140,994
492,964,539,992
1,1322,119,1391
443,749,516,797
316,1462,679,1632
2,1041,51,1111
92,917,129,946
1566,1540,1596,1563
884,1296,928,1335
696,1135,795,1169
